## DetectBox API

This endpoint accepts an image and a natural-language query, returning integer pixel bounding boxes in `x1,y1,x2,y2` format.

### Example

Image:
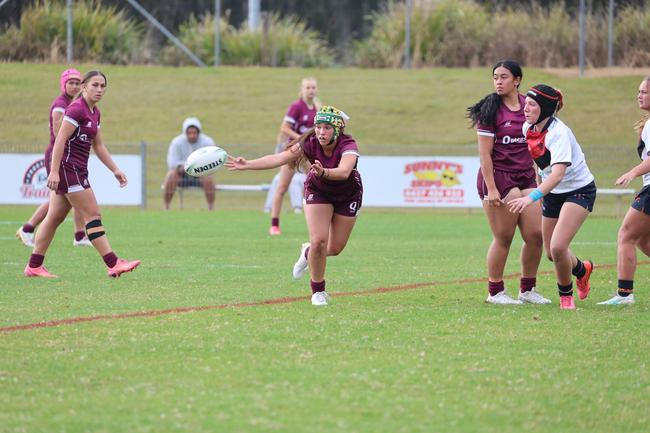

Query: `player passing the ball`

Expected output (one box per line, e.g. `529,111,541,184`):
227,106,362,306
508,84,595,310
599,76,650,305
467,60,548,305
24,70,141,279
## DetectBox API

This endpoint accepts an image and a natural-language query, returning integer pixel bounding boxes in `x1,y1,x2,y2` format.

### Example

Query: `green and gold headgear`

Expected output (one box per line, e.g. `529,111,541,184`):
314,106,346,144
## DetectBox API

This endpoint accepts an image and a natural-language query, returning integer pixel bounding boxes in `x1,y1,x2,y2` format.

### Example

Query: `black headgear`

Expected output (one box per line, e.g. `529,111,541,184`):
526,84,563,125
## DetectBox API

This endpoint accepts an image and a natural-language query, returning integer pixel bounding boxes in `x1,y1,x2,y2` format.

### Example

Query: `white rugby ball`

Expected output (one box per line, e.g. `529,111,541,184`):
184,146,228,177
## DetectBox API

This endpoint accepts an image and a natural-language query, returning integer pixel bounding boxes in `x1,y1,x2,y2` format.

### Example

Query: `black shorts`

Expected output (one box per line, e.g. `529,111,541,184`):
631,184,650,215
542,181,597,218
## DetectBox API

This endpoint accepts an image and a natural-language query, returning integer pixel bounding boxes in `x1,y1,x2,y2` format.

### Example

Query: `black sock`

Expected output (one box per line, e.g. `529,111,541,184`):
572,259,586,278
558,282,573,297
618,280,633,297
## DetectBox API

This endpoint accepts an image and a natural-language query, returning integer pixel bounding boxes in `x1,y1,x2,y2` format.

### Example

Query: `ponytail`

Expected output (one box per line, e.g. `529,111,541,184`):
466,93,501,128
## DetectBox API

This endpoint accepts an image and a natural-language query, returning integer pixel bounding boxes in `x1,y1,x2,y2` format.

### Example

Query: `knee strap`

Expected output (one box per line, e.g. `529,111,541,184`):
86,219,105,241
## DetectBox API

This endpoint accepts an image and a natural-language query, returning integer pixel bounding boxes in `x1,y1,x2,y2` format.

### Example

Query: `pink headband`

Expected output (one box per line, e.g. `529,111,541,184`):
60,68,82,95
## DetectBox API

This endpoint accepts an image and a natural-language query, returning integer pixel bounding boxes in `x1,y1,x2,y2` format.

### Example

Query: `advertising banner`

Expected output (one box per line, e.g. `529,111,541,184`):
0,153,142,205
359,156,482,208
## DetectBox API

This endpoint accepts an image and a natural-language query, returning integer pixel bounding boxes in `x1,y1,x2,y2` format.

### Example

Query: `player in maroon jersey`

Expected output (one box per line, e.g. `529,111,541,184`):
467,60,548,305
227,106,361,306
16,68,91,248
24,70,140,279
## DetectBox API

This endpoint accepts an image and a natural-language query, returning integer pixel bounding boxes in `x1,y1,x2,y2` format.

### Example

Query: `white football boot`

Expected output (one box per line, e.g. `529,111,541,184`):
311,291,329,306
292,242,310,279
16,227,34,247
518,288,552,304
73,236,93,247
598,293,635,305
486,290,523,305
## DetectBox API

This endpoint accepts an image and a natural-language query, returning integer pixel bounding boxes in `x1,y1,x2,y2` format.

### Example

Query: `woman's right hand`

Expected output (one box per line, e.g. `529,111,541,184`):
225,155,248,171
484,188,503,207
47,171,60,191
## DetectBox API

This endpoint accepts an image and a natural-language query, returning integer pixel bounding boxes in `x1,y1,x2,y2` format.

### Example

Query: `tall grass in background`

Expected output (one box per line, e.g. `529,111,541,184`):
356,0,650,68
0,0,142,64
161,12,333,67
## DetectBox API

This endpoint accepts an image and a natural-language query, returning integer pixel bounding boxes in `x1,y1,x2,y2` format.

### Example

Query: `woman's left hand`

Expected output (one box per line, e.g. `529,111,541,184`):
114,169,128,188
507,196,533,213
310,160,325,177
615,171,635,187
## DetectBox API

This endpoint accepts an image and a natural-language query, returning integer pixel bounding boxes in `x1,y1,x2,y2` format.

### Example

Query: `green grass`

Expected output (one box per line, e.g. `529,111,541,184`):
1,206,649,433
0,64,647,209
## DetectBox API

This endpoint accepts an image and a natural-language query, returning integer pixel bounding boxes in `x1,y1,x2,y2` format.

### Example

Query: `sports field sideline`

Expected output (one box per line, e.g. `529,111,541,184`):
1,206,649,433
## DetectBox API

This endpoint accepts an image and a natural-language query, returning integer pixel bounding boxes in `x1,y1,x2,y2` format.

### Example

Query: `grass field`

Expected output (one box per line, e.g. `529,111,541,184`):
1,206,649,433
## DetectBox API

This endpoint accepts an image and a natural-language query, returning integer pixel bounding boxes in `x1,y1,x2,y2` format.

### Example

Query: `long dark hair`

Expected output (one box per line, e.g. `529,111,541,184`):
466,60,523,128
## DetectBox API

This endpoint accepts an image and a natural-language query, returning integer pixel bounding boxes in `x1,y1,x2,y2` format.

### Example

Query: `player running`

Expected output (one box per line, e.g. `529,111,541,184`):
227,106,362,306
24,70,140,279
16,68,92,248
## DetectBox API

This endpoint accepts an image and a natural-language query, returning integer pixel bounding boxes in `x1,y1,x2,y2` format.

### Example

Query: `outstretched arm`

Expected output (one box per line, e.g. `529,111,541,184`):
227,144,301,171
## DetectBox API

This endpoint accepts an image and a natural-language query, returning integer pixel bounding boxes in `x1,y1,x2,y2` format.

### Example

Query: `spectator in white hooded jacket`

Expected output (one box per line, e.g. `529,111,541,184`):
163,117,216,210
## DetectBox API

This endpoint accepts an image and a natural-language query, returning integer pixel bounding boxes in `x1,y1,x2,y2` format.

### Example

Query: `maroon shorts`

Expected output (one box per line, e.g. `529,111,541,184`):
477,168,536,200
56,164,91,195
304,185,363,217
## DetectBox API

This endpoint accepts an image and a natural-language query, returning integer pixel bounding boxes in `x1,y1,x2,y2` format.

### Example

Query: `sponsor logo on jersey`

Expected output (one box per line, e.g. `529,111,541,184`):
502,135,526,144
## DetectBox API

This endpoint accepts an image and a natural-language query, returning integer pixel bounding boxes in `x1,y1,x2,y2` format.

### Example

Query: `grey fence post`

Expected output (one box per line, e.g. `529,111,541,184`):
0,0,12,10
607,0,615,67
214,0,221,66
66,0,73,63
140,140,147,209
404,0,412,69
579,0,585,77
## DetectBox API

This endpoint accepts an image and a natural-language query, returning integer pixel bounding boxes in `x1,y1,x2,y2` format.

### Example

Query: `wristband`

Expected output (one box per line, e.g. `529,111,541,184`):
529,188,543,202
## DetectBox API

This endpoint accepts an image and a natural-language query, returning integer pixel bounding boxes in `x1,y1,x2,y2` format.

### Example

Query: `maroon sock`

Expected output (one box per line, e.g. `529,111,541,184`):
271,218,279,227
520,277,536,293
310,279,326,294
29,253,44,268
23,223,35,233
304,246,310,260
488,280,504,297
103,252,118,268
74,231,85,241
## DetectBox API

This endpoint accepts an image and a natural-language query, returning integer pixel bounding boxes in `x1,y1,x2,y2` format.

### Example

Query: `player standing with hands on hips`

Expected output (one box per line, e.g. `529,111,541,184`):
227,106,362,306
24,70,141,279
508,84,595,310
599,76,650,305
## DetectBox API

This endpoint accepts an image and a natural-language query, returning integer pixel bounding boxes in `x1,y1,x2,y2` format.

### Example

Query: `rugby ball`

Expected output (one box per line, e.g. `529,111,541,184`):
184,146,228,177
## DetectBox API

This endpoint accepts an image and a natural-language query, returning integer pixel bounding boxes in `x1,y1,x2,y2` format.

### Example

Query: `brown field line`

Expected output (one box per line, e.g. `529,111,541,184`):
1,261,642,334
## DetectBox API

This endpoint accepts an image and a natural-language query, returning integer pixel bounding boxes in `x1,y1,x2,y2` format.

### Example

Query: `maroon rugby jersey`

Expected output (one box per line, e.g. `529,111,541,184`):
302,133,362,198
476,93,532,172
60,97,100,171
285,99,317,135
48,93,72,151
